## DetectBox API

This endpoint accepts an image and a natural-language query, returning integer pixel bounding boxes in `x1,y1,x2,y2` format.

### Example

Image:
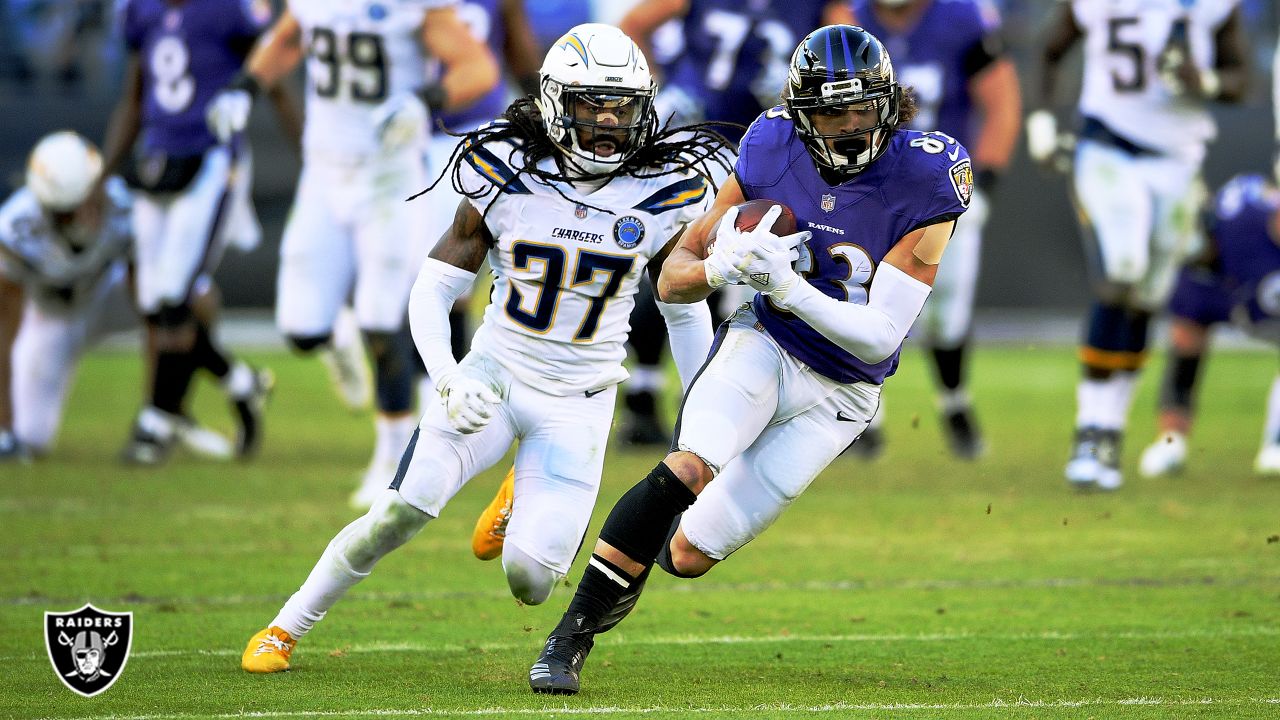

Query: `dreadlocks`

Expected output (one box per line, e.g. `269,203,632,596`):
408,97,739,219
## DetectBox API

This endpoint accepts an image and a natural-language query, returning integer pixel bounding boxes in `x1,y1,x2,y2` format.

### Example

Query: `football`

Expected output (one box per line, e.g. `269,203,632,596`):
733,199,798,236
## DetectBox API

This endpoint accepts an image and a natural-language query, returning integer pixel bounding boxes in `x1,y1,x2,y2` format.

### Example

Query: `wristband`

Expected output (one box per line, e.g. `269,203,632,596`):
418,83,448,114
227,71,262,98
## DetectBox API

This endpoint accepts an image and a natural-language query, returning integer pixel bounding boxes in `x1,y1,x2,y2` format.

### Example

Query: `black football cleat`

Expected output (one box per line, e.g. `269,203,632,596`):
231,366,274,459
529,618,595,695
942,405,985,460
620,390,669,446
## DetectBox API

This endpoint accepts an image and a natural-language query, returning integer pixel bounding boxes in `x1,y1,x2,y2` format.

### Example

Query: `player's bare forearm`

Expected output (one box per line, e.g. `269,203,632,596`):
1211,8,1249,103
657,245,716,303
429,200,492,273
101,55,143,176
0,278,23,429
500,0,541,94
971,59,1022,172
1036,4,1081,107
246,11,303,88
619,0,687,73
423,7,499,111
265,83,303,156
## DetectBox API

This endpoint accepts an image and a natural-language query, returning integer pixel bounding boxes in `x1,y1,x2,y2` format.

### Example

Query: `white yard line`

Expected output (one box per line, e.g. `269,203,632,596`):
3,625,1277,663
30,696,1280,720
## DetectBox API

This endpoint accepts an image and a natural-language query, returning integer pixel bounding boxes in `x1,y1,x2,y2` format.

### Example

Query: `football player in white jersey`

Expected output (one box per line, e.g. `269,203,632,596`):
216,0,500,508
1027,0,1247,491
240,23,734,673
0,132,227,461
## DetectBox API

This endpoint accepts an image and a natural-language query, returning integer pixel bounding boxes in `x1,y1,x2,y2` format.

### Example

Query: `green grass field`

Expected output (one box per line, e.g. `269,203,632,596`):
2,345,1278,719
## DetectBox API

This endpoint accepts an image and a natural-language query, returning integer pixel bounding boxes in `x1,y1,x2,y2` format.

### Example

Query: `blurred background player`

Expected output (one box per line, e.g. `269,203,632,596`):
849,0,1021,459
240,23,729,673
423,0,541,393
1028,0,1248,491
615,0,855,445
1138,173,1280,477
219,0,499,509
0,133,134,460
102,0,278,465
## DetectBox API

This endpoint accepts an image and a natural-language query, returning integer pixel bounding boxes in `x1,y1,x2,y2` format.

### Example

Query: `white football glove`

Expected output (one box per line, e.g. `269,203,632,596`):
372,93,429,151
205,89,253,143
735,225,811,304
704,206,752,288
1025,109,1075,174
435,370,501,434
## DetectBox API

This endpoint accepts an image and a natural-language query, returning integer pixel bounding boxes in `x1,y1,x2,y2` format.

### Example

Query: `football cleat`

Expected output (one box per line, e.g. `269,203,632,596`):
1066,427,1123,491
619,390,669,446
231,366,275,459
121,407,178,466
845,425,884,460
1254,444,1280,476
321,307,372,413
529,617,595,695
472,467,514,560
941,404,985,460
1138,431,1187,478
241,626,296,673
173,417,234,460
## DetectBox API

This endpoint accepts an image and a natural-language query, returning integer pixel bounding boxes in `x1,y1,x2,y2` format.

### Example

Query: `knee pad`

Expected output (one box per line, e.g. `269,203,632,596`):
501,545,562,605
364,328,416,414
288,334,332,354
599,462,698,566
1081,303,1148,372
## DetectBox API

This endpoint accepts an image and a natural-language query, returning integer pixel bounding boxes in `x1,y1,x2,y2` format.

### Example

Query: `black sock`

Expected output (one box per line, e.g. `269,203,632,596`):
561,554,639,632
191,323,231,379
930,345,966,392
152,351,195,415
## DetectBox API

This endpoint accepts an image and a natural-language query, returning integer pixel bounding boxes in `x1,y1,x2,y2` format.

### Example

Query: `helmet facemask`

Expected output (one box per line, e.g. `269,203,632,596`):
790,89,900,179
541,78,655,176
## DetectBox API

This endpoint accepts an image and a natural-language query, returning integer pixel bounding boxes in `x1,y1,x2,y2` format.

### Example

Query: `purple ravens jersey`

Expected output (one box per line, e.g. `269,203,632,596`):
737,109,972,384
1208,174,1280,331
440,0,508,132
122,0,272,156
1167,266,1233,327
665,0,831,140
853,0,1002,148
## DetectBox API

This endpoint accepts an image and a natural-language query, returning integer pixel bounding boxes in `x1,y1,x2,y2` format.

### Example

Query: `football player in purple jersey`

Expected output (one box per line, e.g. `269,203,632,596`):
851,0,1022,459
1138,174,1280,477
102,0,286,464
529,25,972,695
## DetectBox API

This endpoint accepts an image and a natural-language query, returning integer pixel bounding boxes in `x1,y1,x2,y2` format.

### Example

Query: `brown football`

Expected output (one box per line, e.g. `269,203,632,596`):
733,199,798,236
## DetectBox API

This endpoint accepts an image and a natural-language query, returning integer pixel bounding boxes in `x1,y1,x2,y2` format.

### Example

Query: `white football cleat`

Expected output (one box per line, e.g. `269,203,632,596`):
321,307,372,413
175,418,235,460
1254,444,1280,476
1138,432,1187,478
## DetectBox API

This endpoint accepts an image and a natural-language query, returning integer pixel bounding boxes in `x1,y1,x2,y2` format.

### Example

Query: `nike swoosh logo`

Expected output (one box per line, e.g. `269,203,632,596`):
835,411,860,423
948,147,960,161
585,388,606,398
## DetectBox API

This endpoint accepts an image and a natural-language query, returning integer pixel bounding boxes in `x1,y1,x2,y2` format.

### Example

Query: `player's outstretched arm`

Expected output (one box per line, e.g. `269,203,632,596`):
499,0,542,96
970,57,1021,180
421,6,500,112
245,10,304,90
656,175,746,304
619,0,688,75
100,54,143,178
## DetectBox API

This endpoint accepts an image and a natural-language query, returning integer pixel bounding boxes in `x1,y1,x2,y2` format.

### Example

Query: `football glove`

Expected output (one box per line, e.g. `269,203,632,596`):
735,227,811,304
206,89,253,143
435,370,501,435
1025,110,1074,174
703,206,752,289
372,93,429,151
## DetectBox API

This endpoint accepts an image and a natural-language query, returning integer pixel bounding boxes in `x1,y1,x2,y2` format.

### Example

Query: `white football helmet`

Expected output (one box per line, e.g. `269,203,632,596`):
536,23,656,176
26,131,103,212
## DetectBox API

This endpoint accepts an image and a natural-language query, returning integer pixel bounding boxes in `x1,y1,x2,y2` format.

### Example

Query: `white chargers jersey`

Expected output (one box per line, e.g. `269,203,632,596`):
457,133,713,395
0,177,133,313
290,0,454,159
1072,0,1239,156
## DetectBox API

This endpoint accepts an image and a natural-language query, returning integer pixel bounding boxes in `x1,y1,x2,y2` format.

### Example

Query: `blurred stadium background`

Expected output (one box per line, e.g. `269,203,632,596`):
1,0,1276,316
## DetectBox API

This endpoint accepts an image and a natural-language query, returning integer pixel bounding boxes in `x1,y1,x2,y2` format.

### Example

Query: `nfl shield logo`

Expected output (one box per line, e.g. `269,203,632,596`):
820,194,836,213
45,604,133,697
575,204,588,220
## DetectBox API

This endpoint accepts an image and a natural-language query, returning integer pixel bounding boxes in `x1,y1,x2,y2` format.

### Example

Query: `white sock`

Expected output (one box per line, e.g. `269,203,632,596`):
223,362,255,399
1076,379,1108,428
1098,372,1138,431
374,414,418,467
628,366,664,394
271,493,431,638
1262,375,1280,448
